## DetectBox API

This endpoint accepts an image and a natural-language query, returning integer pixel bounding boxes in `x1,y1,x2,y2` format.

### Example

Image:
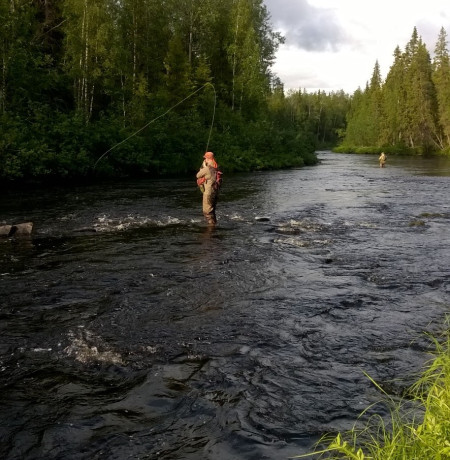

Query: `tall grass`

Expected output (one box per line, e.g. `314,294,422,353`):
294,324,450,459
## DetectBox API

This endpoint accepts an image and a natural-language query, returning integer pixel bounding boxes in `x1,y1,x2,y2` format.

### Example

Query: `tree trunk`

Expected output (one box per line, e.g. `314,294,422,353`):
132,8,137,89
231,2,240,112
1,49,6,114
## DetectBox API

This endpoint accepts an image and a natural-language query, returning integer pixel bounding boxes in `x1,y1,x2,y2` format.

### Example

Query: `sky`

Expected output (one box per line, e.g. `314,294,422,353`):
264,0,450,94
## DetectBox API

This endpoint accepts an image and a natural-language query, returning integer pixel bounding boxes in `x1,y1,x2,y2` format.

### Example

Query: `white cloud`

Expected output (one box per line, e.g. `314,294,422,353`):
265,0,450,93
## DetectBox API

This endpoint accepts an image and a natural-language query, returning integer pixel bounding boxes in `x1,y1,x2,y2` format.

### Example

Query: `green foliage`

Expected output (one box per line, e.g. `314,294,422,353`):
341,27,450,155
267,88,350,150
433,27,450,149
333,144,417,156
4,5,450,183
0,0,319,184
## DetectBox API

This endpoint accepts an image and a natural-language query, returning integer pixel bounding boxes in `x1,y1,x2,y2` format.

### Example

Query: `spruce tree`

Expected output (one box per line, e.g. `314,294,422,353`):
381,46,406,147
433,27,450,149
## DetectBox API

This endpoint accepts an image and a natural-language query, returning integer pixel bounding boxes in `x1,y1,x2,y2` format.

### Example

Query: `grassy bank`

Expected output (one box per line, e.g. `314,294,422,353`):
295,323,450,459
333,144,450,157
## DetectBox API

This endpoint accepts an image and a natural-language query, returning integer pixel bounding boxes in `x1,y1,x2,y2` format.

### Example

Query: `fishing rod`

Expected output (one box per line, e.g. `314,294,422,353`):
93,82,217,170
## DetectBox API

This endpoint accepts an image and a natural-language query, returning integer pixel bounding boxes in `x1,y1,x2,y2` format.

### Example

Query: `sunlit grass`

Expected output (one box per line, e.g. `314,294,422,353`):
294,322,450,459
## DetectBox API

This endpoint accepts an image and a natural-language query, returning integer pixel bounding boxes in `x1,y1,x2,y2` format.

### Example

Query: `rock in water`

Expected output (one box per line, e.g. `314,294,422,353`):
0,225,12,237
9,222,33,236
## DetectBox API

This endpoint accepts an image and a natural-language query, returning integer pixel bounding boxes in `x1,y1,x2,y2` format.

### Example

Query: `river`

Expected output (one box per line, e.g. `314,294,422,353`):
1,152,449,459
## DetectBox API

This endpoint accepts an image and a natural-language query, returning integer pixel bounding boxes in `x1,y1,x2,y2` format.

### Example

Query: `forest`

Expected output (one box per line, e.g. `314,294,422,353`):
0,0,322,183
1,1,449,184
339,27,450,156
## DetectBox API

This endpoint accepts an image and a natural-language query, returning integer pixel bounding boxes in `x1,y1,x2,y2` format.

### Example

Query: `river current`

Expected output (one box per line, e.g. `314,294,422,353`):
1,152,449,459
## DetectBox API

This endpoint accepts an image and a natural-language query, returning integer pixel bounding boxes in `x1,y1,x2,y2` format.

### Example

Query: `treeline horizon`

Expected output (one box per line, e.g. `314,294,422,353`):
337,26,450,155
2,3,449,186
0,0,325,184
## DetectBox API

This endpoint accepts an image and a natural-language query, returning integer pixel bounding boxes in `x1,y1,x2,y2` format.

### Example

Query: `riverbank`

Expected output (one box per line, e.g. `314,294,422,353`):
333,144,450,156
297,323,450,459
0,149,319,191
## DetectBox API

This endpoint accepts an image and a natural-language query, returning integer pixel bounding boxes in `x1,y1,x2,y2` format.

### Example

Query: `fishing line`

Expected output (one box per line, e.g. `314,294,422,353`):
94,82,217,169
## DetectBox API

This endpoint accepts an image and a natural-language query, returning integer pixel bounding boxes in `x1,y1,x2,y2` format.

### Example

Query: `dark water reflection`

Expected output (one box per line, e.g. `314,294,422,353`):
1,152,449,459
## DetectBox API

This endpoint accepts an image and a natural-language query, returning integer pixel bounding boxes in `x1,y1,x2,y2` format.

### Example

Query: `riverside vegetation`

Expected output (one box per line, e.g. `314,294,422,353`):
1,0,327,184
336,27,450,157
296,324,450,459
2,3,450,185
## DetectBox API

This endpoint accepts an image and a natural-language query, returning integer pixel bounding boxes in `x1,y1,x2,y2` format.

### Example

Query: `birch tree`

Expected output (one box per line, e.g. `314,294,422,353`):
63,0,115,122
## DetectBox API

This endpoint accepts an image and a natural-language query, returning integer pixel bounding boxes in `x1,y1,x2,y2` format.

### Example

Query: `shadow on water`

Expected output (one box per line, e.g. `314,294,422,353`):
0,152,449,459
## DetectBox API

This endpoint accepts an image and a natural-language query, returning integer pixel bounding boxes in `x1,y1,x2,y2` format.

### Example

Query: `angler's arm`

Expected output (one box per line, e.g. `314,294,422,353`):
196,166,208,179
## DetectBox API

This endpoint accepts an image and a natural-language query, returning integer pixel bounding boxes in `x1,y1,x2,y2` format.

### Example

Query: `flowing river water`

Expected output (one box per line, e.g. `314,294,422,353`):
1,152,449,460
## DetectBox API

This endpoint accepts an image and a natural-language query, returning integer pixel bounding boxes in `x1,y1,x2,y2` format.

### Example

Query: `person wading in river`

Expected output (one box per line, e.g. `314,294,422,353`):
379,152,387,168
196,151,219,225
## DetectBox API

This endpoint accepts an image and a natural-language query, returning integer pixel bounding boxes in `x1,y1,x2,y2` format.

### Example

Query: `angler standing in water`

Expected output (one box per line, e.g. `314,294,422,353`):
379,152,387,168
196,151,221,225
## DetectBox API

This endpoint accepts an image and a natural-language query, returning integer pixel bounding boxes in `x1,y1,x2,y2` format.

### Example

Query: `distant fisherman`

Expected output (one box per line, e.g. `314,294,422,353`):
196,151,219,225
379,152,386,168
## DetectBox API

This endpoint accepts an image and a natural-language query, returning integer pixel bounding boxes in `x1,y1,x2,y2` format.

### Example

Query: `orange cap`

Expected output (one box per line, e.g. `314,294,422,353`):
203,151,214,159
